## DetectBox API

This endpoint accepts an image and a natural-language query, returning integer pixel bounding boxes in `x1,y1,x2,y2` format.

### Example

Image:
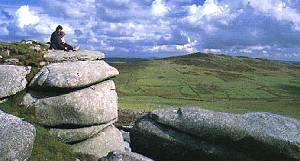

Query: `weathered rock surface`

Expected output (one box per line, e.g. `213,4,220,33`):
72,125,125,161
44,50,104,62
131,107,300,161
23,80,118,126
0,110,36,161
99,151,154,161
123,141,131,152
29,60,119,89
120,130,131,143
0,65,31,99
131,115,252,161
4,58,19,64
50,119,117,143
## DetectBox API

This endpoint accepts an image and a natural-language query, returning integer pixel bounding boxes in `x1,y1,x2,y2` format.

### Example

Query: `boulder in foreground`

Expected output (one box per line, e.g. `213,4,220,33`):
0,110,36,161
131,107,300,161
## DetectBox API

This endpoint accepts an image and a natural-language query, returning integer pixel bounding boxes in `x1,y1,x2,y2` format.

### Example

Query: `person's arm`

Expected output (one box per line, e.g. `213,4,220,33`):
55,36,66,50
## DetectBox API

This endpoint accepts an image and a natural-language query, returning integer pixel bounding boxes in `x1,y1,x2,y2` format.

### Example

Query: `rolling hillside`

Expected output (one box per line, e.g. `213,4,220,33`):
0,42,299,160
107,52,300,119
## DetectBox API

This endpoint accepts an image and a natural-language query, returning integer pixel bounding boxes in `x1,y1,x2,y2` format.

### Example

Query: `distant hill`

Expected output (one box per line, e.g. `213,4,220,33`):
105,57,149,64
110,52,300,120
162,52,300,72
273,60,300,65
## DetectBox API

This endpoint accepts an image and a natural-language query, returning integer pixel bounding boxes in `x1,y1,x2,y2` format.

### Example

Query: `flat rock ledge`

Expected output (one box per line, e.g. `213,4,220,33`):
44,50,105,62
131,107,300,161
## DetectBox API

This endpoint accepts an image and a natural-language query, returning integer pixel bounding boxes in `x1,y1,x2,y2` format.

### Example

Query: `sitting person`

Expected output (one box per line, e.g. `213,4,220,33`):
58,31,78,51
50,25,65,50
50,25,78,51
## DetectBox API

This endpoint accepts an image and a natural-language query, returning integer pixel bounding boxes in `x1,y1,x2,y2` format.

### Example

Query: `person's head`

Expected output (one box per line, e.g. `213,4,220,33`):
59,31,65,38
56,25,63,32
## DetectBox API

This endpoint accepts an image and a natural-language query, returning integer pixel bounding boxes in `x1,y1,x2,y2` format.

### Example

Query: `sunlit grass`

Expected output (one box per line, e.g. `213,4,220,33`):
111,53,300,121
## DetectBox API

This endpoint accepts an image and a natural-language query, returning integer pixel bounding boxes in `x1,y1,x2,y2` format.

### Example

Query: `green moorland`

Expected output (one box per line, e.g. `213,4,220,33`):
0,41,299,160
107,53,300,120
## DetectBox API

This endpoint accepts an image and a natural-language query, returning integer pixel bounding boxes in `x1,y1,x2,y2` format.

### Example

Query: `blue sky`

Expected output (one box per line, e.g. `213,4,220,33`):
1,0,300,61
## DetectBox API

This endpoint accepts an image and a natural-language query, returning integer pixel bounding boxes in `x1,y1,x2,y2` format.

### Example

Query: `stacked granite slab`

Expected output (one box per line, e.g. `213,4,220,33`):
22,51,125,161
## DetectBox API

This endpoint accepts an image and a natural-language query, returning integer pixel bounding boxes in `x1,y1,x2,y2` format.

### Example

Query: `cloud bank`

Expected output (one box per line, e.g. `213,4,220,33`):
1,0,300,61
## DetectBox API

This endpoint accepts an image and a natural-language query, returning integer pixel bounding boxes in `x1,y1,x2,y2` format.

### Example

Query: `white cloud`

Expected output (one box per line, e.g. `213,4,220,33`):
240,49,253,53
152,0,169,16
187,0,233,22
42,0,96,18
239,45,272,54
148,45,177,53
13,5,75,37
176,36,197,53
0,26,9,36
176,44,196,53
203,48,222,53
15,5,40,28
192,0,223,16
248,45,271,51
2,0,300,60
245,0,300,31
184,0,241,33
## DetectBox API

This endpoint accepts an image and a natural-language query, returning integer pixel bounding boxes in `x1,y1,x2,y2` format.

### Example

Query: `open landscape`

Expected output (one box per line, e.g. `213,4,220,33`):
107,53,300,120
1,1,300,160
0,42,300,160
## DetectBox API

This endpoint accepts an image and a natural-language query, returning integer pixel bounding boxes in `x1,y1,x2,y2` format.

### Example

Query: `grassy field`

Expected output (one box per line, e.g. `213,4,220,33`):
0,42,299,160
107,53,300,120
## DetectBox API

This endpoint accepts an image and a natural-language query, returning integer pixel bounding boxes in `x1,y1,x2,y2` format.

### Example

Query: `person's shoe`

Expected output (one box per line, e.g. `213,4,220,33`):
73,46,80,51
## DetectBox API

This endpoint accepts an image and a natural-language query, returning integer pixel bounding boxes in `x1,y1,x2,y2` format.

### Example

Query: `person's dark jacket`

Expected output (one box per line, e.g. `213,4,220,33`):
50,31,65,50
